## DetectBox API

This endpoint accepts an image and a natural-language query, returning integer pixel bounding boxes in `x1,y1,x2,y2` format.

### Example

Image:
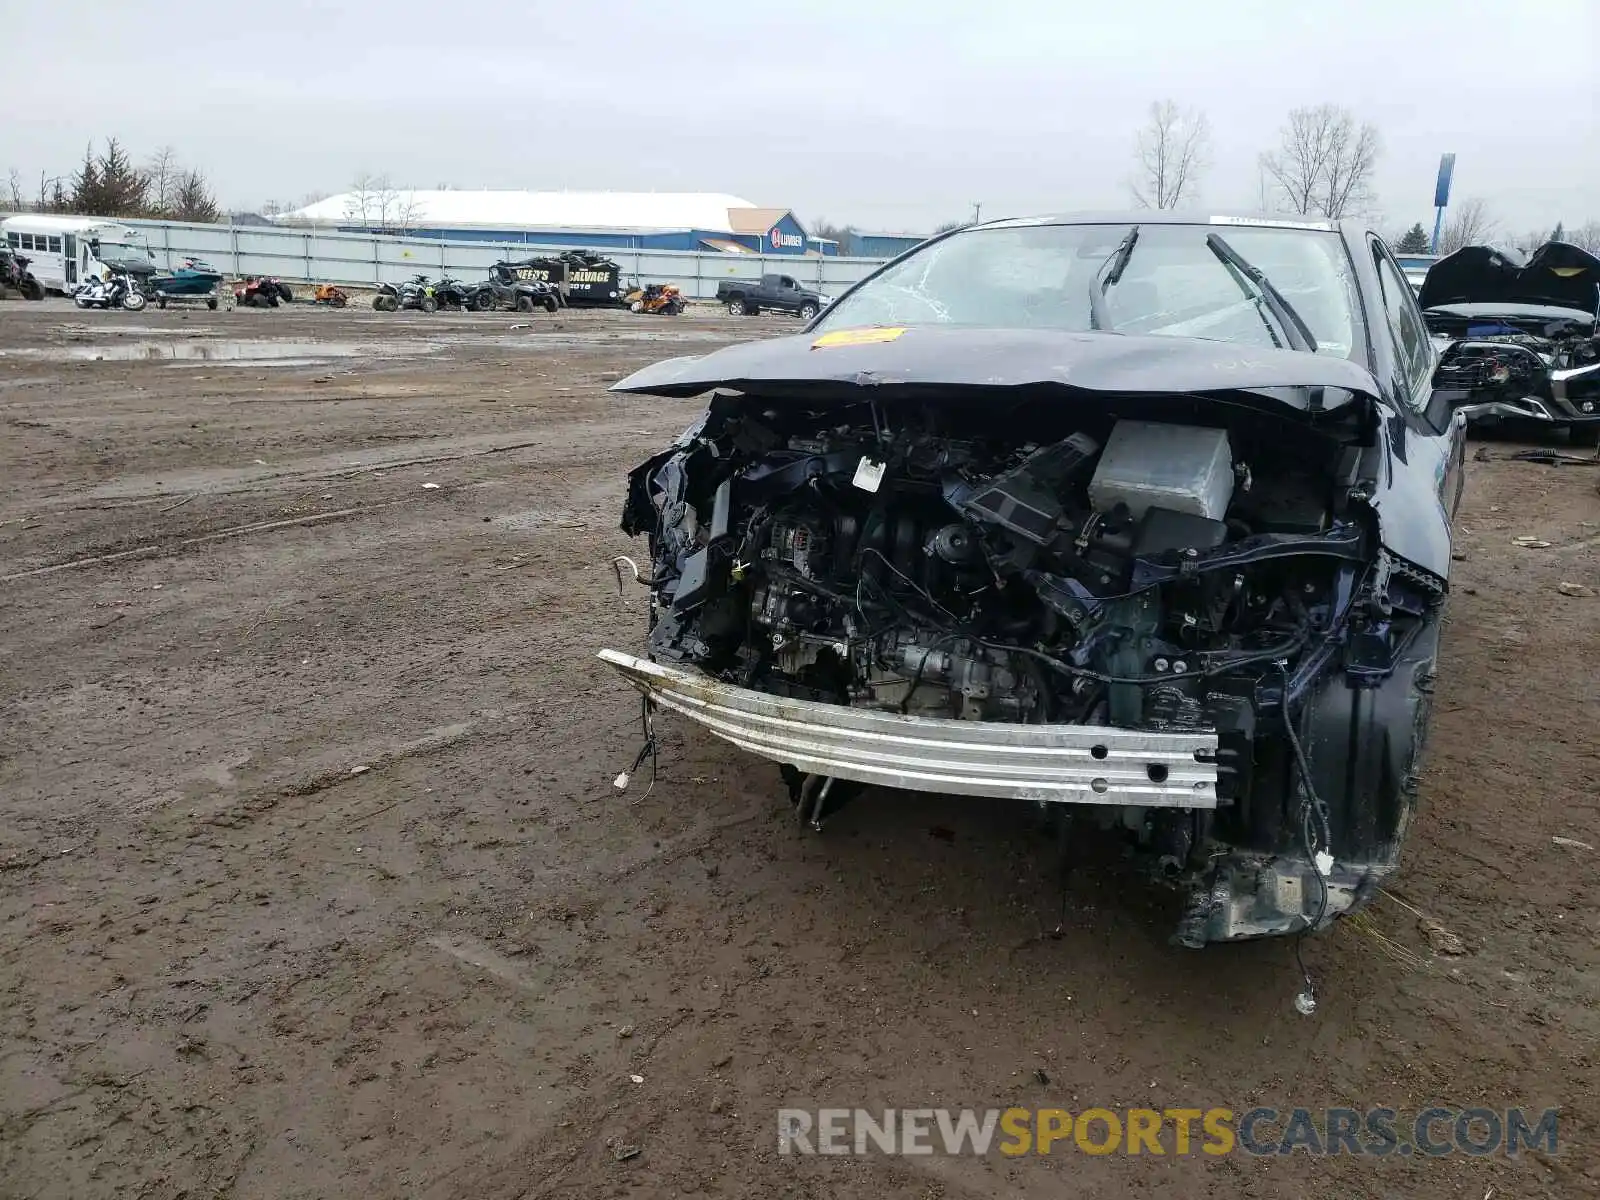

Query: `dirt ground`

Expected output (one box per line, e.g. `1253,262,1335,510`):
0,299,1596,1199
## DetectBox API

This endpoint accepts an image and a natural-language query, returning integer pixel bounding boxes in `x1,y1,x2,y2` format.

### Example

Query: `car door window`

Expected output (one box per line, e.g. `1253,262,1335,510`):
1370,237,1432,405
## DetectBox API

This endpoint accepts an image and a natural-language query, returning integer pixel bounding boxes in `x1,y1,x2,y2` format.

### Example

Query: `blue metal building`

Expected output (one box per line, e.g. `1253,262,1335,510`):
274,191,835,255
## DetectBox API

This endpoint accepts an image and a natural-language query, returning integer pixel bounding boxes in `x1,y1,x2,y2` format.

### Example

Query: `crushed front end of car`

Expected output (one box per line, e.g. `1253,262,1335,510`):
1421,241,1600,439
601,329,1445,946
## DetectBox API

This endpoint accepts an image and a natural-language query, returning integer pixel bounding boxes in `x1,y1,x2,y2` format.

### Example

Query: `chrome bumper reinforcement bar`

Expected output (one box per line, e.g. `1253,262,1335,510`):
599,650,1219,807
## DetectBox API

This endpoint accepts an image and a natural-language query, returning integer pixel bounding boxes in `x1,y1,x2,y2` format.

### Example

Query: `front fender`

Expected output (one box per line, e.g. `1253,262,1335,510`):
1367,413,1456,585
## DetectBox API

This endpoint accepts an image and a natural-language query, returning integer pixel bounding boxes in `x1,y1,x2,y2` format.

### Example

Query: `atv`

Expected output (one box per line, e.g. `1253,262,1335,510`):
626,282,686,315
432,276,477,310
0,247,45,301
311,283,350,308
236,276,293,307
373,275,438,313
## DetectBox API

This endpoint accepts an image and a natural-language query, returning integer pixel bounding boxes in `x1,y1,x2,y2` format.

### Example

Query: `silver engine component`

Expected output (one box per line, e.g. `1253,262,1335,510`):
1088,420,1235,520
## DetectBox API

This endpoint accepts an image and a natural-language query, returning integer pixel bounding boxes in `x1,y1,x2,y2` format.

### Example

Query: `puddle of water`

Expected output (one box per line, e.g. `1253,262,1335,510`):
9,339,442,364
164,357,329,370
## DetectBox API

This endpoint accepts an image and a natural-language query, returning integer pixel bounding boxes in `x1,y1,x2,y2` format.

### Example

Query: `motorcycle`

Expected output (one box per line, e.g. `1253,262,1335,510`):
373,275,438,313
0,247,45,301
235,276,293,307
73,269,147,311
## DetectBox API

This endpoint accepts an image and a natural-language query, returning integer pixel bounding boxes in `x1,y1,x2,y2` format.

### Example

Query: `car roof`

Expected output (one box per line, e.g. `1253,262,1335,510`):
976,211,1346,235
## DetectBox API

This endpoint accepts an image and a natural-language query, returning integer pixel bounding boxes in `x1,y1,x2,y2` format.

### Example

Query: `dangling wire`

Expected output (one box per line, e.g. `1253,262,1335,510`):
1280,663,1331,1013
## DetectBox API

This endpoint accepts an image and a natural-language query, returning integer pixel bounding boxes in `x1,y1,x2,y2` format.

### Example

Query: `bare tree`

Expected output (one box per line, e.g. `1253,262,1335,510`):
1438,198,1497,255
6,168,23,212
1129,101,1211,210
346,175,423,232
1561,220,1600,256
391,188,425,234
1260,104,1381,218
344,173,381,225
145,145,181,216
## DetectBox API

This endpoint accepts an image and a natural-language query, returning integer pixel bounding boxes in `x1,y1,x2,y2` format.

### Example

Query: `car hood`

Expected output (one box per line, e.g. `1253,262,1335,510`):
611,325,1384,418
1419,240,1600,313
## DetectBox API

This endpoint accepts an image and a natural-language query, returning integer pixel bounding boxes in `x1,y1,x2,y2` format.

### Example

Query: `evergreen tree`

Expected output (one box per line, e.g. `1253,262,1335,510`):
1395,222,1431,254
172,171,221,223
1552,221,1566,243
95,138,148,215
71,143,102,213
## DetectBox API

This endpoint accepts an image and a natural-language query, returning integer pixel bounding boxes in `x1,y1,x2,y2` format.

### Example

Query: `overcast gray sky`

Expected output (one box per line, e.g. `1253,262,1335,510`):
3,0,1596,234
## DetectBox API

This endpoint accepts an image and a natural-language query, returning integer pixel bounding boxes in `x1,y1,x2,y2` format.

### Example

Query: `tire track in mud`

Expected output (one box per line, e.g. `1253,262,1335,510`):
1,503,407,581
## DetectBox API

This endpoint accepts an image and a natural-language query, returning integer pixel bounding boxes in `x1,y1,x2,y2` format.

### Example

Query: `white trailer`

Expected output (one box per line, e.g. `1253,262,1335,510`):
0,214,157,294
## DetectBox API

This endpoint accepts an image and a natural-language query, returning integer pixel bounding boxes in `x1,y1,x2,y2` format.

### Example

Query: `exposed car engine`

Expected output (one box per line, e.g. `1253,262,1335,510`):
622,393,1425,834
1430,311,1600,394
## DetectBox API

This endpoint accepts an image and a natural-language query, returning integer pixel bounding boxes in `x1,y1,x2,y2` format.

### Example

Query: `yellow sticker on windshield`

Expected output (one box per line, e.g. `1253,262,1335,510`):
812,327,906,349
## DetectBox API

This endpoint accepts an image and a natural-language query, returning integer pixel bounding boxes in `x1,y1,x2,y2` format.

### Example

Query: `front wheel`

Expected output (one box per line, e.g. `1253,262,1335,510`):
277,283,293,304
156,297,167,309
516,294,536,313
725,299,747,316
20,278,44,301
74,294,93,309
419,295,438,314
122,291,147,312
797,303,818,321
207,297,218,310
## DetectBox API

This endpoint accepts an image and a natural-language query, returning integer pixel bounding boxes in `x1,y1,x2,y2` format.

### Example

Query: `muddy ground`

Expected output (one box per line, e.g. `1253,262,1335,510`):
0,300,1595,1199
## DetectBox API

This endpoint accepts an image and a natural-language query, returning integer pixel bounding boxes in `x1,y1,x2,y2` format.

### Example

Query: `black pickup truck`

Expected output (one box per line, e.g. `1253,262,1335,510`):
715,273,830,319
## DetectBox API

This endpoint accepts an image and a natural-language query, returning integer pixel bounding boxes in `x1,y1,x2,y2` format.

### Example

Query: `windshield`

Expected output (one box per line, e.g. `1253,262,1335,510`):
91,238,153,263
816,222,1363,359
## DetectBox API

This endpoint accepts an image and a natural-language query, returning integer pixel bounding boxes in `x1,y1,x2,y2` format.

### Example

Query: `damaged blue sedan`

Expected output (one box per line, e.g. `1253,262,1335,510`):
602,213,1475,947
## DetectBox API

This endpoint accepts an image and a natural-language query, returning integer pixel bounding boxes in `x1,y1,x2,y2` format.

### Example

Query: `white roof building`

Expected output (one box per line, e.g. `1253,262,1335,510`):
274,190,763,234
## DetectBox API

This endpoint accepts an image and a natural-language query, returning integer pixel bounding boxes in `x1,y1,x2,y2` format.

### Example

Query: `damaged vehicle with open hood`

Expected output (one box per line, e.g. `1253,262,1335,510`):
1420,240,1600,445
601,213,1471,947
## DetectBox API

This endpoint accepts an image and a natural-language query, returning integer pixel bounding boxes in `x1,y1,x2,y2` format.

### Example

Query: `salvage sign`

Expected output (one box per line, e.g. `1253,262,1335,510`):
507,259,622,304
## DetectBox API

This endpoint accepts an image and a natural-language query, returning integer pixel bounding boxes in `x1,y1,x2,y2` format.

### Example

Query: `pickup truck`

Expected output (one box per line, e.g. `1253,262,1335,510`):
715,273,830,319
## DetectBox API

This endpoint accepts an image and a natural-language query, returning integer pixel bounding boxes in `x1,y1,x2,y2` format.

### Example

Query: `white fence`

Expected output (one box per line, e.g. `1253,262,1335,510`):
99,217,892,300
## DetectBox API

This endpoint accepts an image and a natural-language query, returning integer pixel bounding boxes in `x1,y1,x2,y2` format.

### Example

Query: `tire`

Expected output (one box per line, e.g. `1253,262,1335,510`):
797,302,819,321
544,296,559,313
516,294,535,313
666,300,683,315
277,283,293,304
157,297,167,309
725,298,747,316
419,296,438,314
20,277,43,301
207,297,218,310
122,290,147,312
374,294,396,312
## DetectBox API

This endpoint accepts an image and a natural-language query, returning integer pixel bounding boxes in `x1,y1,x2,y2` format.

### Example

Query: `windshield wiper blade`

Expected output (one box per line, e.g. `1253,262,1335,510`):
1204,233,1318,353
1088,225,1139,332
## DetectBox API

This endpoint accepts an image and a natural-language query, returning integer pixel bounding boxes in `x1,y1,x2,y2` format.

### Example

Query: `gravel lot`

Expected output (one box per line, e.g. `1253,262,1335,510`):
1,299,1596,1198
